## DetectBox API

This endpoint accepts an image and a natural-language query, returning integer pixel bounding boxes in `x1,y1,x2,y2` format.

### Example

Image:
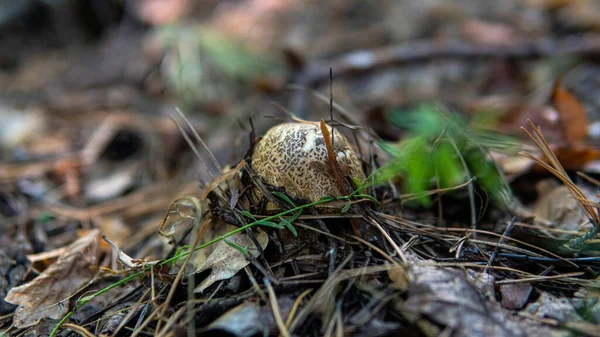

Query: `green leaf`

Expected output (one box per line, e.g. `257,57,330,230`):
353,194,380,204
289,210,302,223
433,141,463,188
319,196,335,202
464,146,506,203
272,191,296,207
37,211,54,223
257,220,284,229
279,217,298,237
224,239,250,257
352,177,363,190
340,204,351,213
239,210,257,220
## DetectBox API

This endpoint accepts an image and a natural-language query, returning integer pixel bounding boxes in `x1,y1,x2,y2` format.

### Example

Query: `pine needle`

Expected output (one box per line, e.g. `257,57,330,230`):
520,120,599,250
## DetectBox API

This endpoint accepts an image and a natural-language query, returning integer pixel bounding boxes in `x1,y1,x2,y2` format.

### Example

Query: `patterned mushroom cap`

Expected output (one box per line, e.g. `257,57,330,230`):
251,123,365,202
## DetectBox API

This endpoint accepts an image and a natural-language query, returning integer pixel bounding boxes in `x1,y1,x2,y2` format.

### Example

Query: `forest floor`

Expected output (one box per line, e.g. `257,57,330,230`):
2,1,600,336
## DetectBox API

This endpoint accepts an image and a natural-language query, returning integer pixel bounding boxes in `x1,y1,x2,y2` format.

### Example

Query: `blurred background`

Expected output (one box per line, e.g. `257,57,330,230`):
2,0,600,163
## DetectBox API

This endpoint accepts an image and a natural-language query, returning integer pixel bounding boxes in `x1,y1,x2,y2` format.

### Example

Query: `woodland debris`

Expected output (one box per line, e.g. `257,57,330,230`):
192,226,268,293
5,229,101,328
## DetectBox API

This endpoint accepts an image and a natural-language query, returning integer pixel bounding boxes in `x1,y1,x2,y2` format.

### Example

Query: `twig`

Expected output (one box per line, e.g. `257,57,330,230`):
62,323,96,337
298,35,600,85
495,272,584,285
284,289,313,332
365,216,408,265
265,279,291,337
485,216,517,273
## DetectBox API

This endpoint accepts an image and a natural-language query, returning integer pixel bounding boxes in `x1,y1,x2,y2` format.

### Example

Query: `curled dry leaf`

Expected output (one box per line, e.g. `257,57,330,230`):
103,235,159,269
5,229,101,328
26,246,69,273
192,225,268,293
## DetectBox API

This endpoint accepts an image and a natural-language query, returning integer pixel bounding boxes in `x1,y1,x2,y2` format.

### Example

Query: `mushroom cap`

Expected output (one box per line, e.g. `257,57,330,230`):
251,123,365,203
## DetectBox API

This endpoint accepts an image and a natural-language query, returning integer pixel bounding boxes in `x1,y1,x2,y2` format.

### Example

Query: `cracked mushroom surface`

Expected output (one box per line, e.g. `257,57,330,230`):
251,123,366,203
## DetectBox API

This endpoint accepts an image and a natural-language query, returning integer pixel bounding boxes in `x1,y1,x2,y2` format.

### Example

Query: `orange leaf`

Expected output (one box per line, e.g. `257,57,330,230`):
531,146,600,171
553,146,600,170
552,81,589,145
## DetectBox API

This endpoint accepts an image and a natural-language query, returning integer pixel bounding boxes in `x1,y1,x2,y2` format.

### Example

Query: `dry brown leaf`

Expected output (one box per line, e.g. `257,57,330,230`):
193,226,268,293
552,81,589,145
533,179,593,235
5,229,101,328
526,145,600,172
26,246,69,273
550,146,600,170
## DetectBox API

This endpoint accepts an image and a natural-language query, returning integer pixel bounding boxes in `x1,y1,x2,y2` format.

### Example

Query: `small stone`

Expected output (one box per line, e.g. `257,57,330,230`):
500,283,532,310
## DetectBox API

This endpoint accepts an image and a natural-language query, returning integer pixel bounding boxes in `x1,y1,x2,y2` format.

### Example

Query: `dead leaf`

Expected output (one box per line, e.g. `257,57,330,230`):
533,179,594,236
490,151,534,178
103,235,159,269
204,298,294,337
401,264,561,336
549,146,600,170
26,246,69,273
524,291,581,322
193,226,268,293
552,81,589,145
5,229,101,328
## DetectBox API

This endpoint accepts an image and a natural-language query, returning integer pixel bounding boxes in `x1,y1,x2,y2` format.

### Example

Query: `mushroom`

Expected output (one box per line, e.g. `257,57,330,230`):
251,123,365,206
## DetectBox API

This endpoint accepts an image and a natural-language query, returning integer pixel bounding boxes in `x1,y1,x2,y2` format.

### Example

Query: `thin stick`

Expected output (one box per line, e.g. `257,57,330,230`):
266,279,291,337
495,271,584,285
284,289,313,331
174,107,222,173
62,323,96,337
366,216,408,265
329,68,335,148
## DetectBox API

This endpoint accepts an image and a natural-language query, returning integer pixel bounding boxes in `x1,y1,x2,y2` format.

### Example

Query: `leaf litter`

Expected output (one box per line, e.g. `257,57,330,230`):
5,229,101,328
192,225,269,293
